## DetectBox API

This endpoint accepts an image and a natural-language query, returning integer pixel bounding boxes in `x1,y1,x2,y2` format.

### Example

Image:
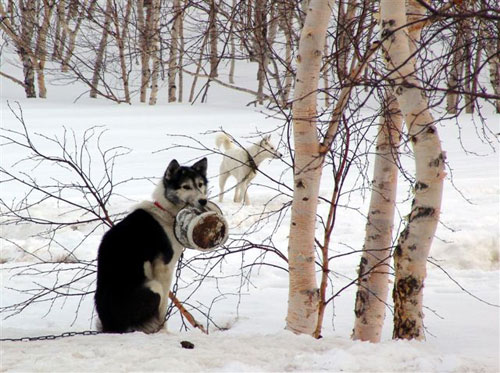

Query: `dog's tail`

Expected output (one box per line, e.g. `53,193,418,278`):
215,133,234,151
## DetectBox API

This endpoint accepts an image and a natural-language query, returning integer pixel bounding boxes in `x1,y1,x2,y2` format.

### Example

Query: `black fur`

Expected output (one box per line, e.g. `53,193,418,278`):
95,209,173,333
94,158,208,333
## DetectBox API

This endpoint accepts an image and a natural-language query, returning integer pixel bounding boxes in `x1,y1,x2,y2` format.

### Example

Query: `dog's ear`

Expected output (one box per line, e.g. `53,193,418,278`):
191,157,207,177
260,135,270,144
164,159,180,180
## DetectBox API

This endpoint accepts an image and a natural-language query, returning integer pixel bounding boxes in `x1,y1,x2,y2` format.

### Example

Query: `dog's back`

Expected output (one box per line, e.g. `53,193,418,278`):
95,209,173,333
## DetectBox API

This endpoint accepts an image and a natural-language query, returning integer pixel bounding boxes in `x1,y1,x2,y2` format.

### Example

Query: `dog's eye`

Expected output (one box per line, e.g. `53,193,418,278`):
182,185,192,190
198,183,203,188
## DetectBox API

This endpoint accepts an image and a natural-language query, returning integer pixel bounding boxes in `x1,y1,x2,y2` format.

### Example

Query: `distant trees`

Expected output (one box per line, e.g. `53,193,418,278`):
1,1,497,112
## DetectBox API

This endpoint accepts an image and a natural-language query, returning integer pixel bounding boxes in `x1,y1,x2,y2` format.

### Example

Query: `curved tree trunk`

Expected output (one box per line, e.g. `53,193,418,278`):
352,91,402,342
380,0,446,341
286,0,333,336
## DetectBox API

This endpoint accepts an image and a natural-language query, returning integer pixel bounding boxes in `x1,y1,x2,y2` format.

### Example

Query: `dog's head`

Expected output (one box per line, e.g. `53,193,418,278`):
161,158,208,209
259,135,282,159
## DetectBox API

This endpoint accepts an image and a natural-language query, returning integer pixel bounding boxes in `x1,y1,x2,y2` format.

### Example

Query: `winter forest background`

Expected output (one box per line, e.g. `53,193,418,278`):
1,0,499,372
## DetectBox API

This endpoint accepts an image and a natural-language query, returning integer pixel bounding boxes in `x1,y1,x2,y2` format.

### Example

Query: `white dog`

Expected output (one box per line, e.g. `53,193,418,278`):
216,133,282,205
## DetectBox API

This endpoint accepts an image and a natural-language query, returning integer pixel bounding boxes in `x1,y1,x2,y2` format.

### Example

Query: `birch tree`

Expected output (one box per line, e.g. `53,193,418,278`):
34,0,55,98
380,0,446,340
168,0,182,102
208,0,219,78
137,0,151,103
352,92,402,342
286,0,333,336
148,0,161,105
0,1,36,98
90,0,112,99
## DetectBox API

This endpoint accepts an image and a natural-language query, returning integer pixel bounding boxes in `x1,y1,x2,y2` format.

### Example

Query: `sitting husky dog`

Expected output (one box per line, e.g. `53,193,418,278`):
95,158,208,333
216,133,281,205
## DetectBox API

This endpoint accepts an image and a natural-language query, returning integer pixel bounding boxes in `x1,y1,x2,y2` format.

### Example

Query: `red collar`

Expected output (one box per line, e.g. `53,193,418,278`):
154,201,167,211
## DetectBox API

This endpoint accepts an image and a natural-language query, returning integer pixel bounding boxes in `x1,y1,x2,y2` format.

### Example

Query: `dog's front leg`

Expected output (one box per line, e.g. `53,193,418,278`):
152,258,175,324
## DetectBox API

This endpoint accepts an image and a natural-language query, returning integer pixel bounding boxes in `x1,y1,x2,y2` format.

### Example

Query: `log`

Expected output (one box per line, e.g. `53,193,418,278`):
175,201,228,251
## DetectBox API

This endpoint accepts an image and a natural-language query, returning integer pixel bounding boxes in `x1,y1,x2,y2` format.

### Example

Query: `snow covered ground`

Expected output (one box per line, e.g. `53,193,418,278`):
1,67,499,372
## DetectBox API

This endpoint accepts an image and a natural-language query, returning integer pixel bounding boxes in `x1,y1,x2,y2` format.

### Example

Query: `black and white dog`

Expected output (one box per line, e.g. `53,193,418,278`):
95,158,208,333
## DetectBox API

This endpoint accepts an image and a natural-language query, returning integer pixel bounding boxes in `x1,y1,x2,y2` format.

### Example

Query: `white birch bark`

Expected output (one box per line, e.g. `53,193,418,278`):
352,91,402,342
90,0,112,99
168,0,182,103
148,0,161,105
137,0,149,103
278,1,293,107
52,0,66,60
208,0,218,78
482,18,500,113
35,0,54,99
178,1,185,103
286,0,333,336
115,0,132,103
19,0,36,98
380,0,446,341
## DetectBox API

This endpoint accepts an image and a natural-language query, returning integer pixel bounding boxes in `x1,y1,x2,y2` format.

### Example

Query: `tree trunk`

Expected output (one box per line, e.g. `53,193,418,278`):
446,28,465,114
148,0,161,105
90,0,112,99
168,0,182,103
114,0,132,103
62,0,96,73
34,0,55,99
188,30,210,103
228,0,236,84
178,1,185,103
380,0,446,341
286,0,333,336
278,1,293,107
352,91,402,342
464,37,473,114
52,0,66,60
19,0,37,98
137,0,150,103
336,0,357,82
481,18,500,113
254,0,266,105
323,41,330,107
208,0,218,78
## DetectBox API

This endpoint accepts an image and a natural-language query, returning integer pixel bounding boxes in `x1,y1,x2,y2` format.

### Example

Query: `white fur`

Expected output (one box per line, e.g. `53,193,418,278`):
216,133,281,205
132,195,186,331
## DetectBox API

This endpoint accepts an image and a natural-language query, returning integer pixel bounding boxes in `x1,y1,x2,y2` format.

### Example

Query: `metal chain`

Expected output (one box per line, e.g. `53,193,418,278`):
0,330,100,343
4,253,186,342
166,252,184,319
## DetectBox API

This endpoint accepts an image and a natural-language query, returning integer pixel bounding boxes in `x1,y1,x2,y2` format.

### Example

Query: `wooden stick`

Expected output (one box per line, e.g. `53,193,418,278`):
168,292,208,334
